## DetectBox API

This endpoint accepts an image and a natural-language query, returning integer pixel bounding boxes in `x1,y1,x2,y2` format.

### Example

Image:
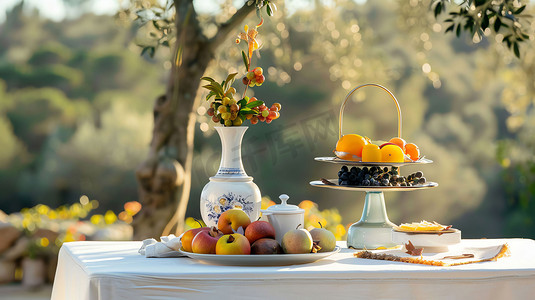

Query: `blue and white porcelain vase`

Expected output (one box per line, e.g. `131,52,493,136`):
200,126,261,227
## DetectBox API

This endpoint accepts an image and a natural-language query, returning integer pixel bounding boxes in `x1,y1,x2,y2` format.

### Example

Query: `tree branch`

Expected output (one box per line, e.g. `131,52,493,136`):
209,1,256,51
175,0,204,40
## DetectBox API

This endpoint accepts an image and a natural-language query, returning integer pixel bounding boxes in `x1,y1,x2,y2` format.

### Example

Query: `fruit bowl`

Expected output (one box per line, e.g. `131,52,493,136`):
179,246,341,266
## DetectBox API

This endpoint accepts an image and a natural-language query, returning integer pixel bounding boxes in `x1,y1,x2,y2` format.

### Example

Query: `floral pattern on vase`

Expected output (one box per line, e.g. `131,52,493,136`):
203,192,254,226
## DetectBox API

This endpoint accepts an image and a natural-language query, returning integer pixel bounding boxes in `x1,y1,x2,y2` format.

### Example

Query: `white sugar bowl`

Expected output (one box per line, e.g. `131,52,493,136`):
260,194,305,244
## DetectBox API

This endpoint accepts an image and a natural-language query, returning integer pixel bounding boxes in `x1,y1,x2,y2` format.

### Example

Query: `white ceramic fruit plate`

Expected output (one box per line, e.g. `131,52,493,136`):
315,156,433,167
391,229,461,253
310,179,438,192
179,246,341,266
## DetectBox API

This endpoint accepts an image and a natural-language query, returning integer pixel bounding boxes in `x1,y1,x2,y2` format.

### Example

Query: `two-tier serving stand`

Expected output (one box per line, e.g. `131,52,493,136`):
310,84,438,249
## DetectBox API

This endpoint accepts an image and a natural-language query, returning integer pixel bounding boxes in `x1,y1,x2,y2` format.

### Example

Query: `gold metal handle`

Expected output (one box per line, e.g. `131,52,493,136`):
339,83,402,140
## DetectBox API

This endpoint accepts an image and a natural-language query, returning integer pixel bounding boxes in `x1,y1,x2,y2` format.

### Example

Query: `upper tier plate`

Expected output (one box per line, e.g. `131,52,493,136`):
314,156,433,167
310,179,438,192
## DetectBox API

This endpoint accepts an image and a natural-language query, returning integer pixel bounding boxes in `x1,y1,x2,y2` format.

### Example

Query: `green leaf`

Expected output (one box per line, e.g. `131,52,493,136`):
267,3,273,16
224,73,238,90
494,17,502,32
445,24,455,33
202,85,221,96
482,15,489,30
239,111,256,116
153,20,161,30
237,99,247,107
242,51,249,71
515,5,526,15
201,77,216,83
205,91,215,101
513,42,520,58
245,100,263,108
475,0,486,7
212,81,225,96
434,2,442,18
456,24,461,37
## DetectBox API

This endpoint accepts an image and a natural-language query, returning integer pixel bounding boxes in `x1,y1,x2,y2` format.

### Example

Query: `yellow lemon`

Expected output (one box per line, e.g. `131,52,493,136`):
380,144,405,163
362,144,381,162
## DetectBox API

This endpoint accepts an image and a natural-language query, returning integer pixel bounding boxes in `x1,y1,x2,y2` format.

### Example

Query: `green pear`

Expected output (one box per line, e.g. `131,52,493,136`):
281,226,313,254
309,223,336,252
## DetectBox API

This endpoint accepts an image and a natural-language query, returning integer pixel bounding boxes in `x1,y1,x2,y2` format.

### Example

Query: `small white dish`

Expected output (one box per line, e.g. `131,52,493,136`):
391,229,461,253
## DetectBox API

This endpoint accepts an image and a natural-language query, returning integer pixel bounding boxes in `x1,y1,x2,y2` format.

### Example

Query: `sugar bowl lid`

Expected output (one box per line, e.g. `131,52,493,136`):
261,194,304,214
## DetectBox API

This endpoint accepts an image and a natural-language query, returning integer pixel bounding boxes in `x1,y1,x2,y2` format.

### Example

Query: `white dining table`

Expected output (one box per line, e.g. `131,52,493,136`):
51,238,535,300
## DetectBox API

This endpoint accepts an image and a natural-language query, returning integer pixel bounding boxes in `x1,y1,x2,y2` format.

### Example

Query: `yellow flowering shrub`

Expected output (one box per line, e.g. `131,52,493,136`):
299,200,346,241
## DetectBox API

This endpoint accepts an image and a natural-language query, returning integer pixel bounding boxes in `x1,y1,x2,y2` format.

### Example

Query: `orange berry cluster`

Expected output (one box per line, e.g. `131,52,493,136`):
246,97,281,124
242,67,265,87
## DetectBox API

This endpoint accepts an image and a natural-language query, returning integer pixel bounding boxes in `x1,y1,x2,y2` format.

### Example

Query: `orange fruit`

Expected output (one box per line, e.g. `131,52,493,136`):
389,137,406,152
380,144,405,163
405,143,420,161
335,134,369,159
362,144,381,162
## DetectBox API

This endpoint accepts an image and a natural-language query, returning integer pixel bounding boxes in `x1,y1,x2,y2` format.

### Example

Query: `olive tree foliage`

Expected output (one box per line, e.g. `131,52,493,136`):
432,0,531,57
122,0,531,238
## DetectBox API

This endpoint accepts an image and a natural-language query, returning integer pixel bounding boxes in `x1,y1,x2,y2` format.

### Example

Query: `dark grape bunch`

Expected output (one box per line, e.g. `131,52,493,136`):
337,166,427,187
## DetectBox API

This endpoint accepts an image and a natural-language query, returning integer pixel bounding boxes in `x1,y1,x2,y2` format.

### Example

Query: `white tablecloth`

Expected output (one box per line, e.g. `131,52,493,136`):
51,239,535,300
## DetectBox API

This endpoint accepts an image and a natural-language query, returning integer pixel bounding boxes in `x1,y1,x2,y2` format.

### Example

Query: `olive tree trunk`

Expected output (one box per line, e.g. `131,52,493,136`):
133,0,255,239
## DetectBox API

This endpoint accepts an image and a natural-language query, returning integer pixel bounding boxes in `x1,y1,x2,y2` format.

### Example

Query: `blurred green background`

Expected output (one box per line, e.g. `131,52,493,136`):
1,0,534,239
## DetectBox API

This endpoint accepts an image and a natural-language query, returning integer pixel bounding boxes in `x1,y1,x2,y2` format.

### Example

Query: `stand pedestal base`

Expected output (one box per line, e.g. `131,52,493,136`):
346,191,397,249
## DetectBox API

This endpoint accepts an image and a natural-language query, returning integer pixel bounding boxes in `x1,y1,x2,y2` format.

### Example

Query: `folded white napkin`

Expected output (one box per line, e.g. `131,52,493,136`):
138,234,184,258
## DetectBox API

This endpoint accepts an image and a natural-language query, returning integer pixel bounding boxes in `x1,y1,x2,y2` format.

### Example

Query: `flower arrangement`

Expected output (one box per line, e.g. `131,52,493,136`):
202,19,281,126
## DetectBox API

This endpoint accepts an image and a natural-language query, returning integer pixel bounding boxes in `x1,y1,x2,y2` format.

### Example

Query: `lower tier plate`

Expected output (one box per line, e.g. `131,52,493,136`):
310,179,438,192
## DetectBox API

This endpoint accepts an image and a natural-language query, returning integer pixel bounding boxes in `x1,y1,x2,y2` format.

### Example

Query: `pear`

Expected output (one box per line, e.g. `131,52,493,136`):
309,222,336,252
281,225,313,254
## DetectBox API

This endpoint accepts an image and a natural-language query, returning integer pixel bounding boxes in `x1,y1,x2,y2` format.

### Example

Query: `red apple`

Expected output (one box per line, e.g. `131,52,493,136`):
191,227,223,254
215,233,251,255
217,208,251,234
379,142,398,149
244,221,276,244
181,227,210,252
